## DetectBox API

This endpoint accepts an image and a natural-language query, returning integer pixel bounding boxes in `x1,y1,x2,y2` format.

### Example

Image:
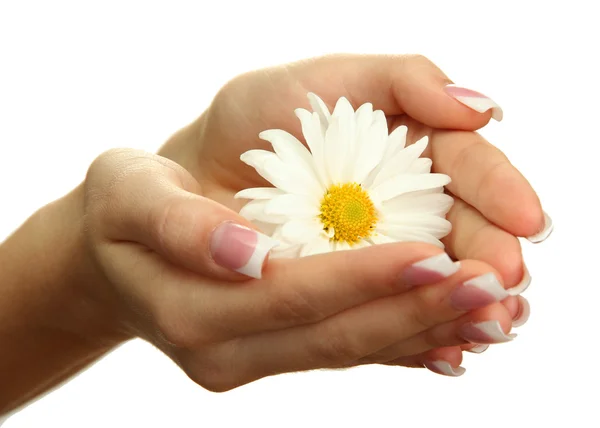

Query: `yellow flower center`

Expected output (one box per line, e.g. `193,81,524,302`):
319,183,378,244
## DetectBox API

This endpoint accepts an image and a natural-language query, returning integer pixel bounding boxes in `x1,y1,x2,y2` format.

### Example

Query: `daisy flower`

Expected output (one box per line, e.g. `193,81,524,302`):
235,93,454,258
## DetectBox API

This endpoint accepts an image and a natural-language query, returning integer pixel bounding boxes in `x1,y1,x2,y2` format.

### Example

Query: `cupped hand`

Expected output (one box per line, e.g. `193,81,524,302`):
160,54,550,293
83,149,519,388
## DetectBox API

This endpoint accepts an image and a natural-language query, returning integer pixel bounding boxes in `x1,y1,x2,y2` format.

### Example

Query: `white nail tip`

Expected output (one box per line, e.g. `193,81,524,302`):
512,296,531,328
425,361,466,377
527,211,553,243
464,272,509,301
469,320,517,343
466,344,490,354
235,233,279,279
453,95,503,121
412,253,459,277
506,264,531,296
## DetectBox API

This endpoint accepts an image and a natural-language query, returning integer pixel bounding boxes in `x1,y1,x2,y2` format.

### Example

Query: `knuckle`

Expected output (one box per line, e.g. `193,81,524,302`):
421,327,446,350
85,149,151,215
188,364,236,393
310,324,364,365
477,158,510,201
408,287,445,331
268,286,324,326
185,346,244,393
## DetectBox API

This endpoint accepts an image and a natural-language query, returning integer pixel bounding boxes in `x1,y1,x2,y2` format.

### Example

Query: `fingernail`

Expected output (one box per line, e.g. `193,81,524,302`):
506,263,531,296
445,84,503,121
512,296,531,328
466,344,490,354
527,211,553,243
460,320,517,344
210,222,279,279
450,272,509,310
402,253,460,288
424,360,466,377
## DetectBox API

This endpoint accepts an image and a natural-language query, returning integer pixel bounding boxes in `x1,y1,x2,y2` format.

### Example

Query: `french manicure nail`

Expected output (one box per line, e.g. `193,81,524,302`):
424,360,466,377
527,211,553,243
512,296,531,328
506,263,531,296
460,320,517,344
466,344,490,354
402,253,460,288
445,84,503,121
450,272,509,310
210,222,279,279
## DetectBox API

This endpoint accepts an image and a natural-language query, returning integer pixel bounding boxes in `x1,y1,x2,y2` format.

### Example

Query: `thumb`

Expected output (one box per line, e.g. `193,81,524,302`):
296,54,503,130
95,150,278,280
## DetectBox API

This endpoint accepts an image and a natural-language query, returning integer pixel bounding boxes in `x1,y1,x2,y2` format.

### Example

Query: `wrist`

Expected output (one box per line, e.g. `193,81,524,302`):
0,184,129,412
1,184,129,346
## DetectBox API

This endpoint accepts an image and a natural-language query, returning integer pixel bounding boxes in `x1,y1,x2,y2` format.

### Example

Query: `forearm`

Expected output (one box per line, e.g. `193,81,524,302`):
0,186,128,415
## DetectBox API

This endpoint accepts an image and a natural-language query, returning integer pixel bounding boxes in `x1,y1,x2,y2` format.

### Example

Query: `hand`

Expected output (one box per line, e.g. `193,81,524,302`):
82,149,518,388
161,54,548,291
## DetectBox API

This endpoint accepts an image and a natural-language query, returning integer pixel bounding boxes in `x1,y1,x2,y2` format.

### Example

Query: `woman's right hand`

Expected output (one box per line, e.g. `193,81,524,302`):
81,148,517,387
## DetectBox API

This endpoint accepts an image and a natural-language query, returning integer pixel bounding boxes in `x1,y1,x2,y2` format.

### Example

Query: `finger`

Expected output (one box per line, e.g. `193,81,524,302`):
459,294,524,352
426,130,546,238
363,302,513,364
102,240,460,347
133,243,461,345
444,198,530,292
226,259,507,384
291,54,501,130
385,347,466,377
200,243,459,336
390,302,514,359
91,149,277,280
512,295,531,328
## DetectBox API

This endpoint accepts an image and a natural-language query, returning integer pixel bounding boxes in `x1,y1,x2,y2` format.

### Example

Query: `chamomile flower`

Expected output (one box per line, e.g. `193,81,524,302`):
235,93,454,258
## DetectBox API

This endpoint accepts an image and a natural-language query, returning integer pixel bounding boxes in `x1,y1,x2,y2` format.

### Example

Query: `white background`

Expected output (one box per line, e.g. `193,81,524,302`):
1,0,598,427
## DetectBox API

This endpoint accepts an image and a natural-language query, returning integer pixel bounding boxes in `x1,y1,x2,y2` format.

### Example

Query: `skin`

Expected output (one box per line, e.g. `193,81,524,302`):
0,54,541,415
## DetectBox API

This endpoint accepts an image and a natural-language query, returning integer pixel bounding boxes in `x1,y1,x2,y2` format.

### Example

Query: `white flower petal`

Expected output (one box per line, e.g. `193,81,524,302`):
369,173,451,203
369,232,396,245
352,239,371,250
382,193,454,216
264,194,320,217
348,102,374,181
271,244,302,259
252,221,278,236
386,125,408,155
335,241,352,252
295,108,330,186
307,92,332,130
281,218,324,243
259,129,322,190
354,102,374,140
299,236,334,257
324,116,344,183
381,215,452,238
353,110,389,184
376,225,444,248
329,97,357,183
259,157,322,196
240,149,277,170
234,187,286,200
407,157,433,174
369,136,429,189
239,200,287,224
332,96,355,118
